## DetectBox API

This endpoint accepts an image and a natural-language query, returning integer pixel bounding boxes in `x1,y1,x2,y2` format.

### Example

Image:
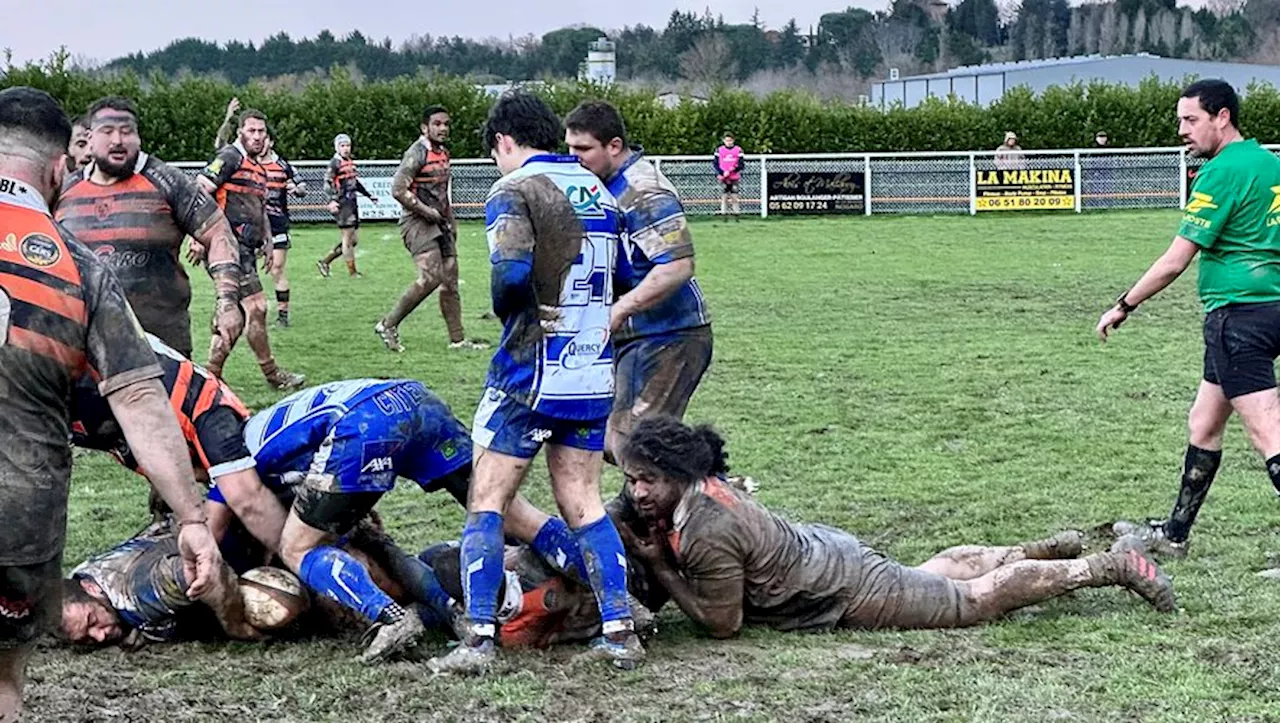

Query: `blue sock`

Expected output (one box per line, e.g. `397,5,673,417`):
298,546,397,624
460,511,505,637
529,517,588,584
573,515,632,629
390,551,455,625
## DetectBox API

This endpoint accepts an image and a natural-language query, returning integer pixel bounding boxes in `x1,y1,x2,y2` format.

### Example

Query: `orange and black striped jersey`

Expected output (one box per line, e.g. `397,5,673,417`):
391,138,451,222
72,334,253,481
0,175,162,565
54,153,219,357
202,142,268,248
325,155,369,203
260,153,297,235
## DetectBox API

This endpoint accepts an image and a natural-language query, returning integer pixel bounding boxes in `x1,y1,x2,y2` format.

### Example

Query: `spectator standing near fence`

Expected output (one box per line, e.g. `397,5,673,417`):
994,131,1026,171
713,133,743,221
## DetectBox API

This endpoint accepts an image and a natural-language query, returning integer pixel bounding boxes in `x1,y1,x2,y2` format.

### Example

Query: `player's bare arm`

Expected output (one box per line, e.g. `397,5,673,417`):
211,468,287,553
198,561,264,641
612,257,694,332
391,149,442,223
106,378,221,598
1096,236,1199,341
190,210,246,341
620,523,742,638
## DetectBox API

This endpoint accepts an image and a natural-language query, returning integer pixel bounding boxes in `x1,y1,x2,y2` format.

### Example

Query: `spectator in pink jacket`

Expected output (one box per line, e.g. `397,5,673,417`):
713,133,744,221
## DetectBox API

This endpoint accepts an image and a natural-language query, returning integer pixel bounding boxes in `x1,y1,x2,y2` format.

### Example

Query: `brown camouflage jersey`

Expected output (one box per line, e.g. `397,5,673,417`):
55,153,220,356
391,137,452,223
201,142,268,248
0,176,162,565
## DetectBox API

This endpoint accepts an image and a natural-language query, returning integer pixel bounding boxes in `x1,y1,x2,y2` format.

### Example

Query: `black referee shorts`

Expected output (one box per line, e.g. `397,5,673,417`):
1203,301,1280,399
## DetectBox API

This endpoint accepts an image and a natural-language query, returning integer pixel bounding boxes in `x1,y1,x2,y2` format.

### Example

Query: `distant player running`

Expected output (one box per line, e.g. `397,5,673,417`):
217,100,307,328
429,91,641,675
317,134,374,278
1097,80,1280,560
566,100,713,462
246,378,593,663
617,417,1174,639
198,108,304,389
713,133,743,220
377,104,487,352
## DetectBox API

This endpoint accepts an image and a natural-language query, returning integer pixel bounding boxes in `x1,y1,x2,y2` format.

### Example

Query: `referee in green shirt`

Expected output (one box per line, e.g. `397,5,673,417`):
1097,79,1280,559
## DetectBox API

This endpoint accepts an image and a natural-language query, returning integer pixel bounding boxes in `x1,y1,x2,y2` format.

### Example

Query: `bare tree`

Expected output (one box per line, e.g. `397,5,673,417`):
1207,0,1246,16
678,34,737,85
1116,12,1131,54
1132,7,1148,51
1098,3,1118,55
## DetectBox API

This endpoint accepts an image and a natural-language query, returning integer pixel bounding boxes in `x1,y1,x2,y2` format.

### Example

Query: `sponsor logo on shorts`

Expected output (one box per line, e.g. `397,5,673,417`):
438,439,460,460
559,327,608,370
361,456,394,473
359,440,399,479
19,233,61,267
528,428,553,443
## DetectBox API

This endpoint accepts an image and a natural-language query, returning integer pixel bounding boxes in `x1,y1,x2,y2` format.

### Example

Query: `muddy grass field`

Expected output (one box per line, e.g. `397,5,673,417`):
31,213,1280,721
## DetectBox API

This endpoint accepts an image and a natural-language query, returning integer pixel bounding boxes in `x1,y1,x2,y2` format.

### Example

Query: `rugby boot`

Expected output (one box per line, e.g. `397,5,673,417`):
572,629,647,671
628,595,658,641
275,311,290,328
316,259,331,278
428,634,497,676
374,321,405,353
448,338,491,350
1112,520,1188,559
1020,530,1085,560
263,366,306,391
360,607,426,665
1089,549,1176,613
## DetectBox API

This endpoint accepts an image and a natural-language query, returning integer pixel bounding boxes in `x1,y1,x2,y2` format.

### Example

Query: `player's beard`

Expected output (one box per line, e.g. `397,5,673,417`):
96,147,139,180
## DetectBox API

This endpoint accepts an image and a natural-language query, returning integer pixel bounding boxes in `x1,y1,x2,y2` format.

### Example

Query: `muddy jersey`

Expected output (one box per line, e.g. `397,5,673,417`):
325,155,368,204
392,137,452,223
0,176,163,565
484,155,618,419
669,477,868,632
260,153,297,236
71,334,253,480
607,151,710,342
55,153,220,356
71,529,192,641
202,141,268,248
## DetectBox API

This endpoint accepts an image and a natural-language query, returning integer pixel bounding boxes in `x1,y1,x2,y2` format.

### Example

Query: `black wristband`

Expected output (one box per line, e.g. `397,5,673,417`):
1116,293,1138,313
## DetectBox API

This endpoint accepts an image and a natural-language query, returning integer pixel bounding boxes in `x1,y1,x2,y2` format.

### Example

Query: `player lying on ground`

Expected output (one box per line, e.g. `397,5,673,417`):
244,378,597,663
614,417,1176,639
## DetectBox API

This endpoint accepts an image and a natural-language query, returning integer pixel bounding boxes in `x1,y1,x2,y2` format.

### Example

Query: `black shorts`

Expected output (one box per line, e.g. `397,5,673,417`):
722,182,739,195
193,406,253,479
0,555,62,648
293,487,383,536
1203,301,1280,399
271,233,291,251
336,201,359,229
236,243,264,298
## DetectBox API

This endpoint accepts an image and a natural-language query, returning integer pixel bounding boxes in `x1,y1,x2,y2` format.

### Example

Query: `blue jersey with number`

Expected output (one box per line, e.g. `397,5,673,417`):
243,379,471,491
483,155,619,420
607,151,710,343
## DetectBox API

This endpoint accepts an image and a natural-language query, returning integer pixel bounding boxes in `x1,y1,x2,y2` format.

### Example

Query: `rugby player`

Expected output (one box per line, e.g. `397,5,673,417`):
713,133,743,220
246,378,593,664
377,104,487,352
0,87,222,720
317,133,374,278
259,135,305,327
55,96,245,360
429,90,641,676
198,108,304,390
617,417,1174,639
565,100,713,463
64,115,90,172
70,334,288,553
1096,80,1280,559
60,523,258,648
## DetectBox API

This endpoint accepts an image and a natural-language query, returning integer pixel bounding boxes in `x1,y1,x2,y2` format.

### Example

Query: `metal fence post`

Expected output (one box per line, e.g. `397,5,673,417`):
864,155,872,216
969,153,977,216
1073,150,1082,214
1179,148,1188,209
760,155,768,219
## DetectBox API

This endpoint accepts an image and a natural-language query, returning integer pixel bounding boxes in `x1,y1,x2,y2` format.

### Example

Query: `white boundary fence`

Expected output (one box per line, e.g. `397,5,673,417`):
174,145,1266,222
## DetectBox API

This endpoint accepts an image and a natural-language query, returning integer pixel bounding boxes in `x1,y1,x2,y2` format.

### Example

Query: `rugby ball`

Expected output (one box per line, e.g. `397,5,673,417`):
239,567,310,631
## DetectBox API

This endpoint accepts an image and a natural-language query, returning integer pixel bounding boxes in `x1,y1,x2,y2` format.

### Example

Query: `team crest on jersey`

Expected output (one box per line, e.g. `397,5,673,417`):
19,233,61,267
566,184,606,219
95,199,114,221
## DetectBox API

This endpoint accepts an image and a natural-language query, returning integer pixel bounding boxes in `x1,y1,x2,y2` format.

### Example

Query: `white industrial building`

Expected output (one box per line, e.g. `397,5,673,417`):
871,53,1280,109
580,38,617,85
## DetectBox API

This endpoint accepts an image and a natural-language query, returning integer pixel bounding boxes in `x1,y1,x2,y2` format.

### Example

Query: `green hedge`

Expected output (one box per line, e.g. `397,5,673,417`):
6,62,1280,161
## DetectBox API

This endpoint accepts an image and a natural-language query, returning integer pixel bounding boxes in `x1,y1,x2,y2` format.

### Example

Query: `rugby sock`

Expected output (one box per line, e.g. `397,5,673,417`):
1164,445,1223,542
529,517,588,585
440,286,465,342
573,515,633,631
1266,453,1280,497
298,546,399,624
276,289,290,313
389,553,453,627
460,511,505,638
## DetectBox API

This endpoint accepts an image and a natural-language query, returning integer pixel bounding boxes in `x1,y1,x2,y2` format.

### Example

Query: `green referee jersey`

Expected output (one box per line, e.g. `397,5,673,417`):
1178,139,1280,313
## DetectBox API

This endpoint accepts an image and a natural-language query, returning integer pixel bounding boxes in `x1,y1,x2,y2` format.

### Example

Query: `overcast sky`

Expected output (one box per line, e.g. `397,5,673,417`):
3,0,868,66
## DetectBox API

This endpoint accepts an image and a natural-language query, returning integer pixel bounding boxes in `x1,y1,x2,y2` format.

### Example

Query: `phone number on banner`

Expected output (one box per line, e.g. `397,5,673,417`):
975,195,1075,211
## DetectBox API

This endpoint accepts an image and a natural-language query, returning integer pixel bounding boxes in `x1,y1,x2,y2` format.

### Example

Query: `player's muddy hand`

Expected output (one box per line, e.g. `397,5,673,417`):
214,295,245,344
327,201,340,215
1096,306,1128,342
609,306,627,334
186,240,207,265
538,304,562,332
260,247,274,274
177,521,223,599
628,527,669,568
